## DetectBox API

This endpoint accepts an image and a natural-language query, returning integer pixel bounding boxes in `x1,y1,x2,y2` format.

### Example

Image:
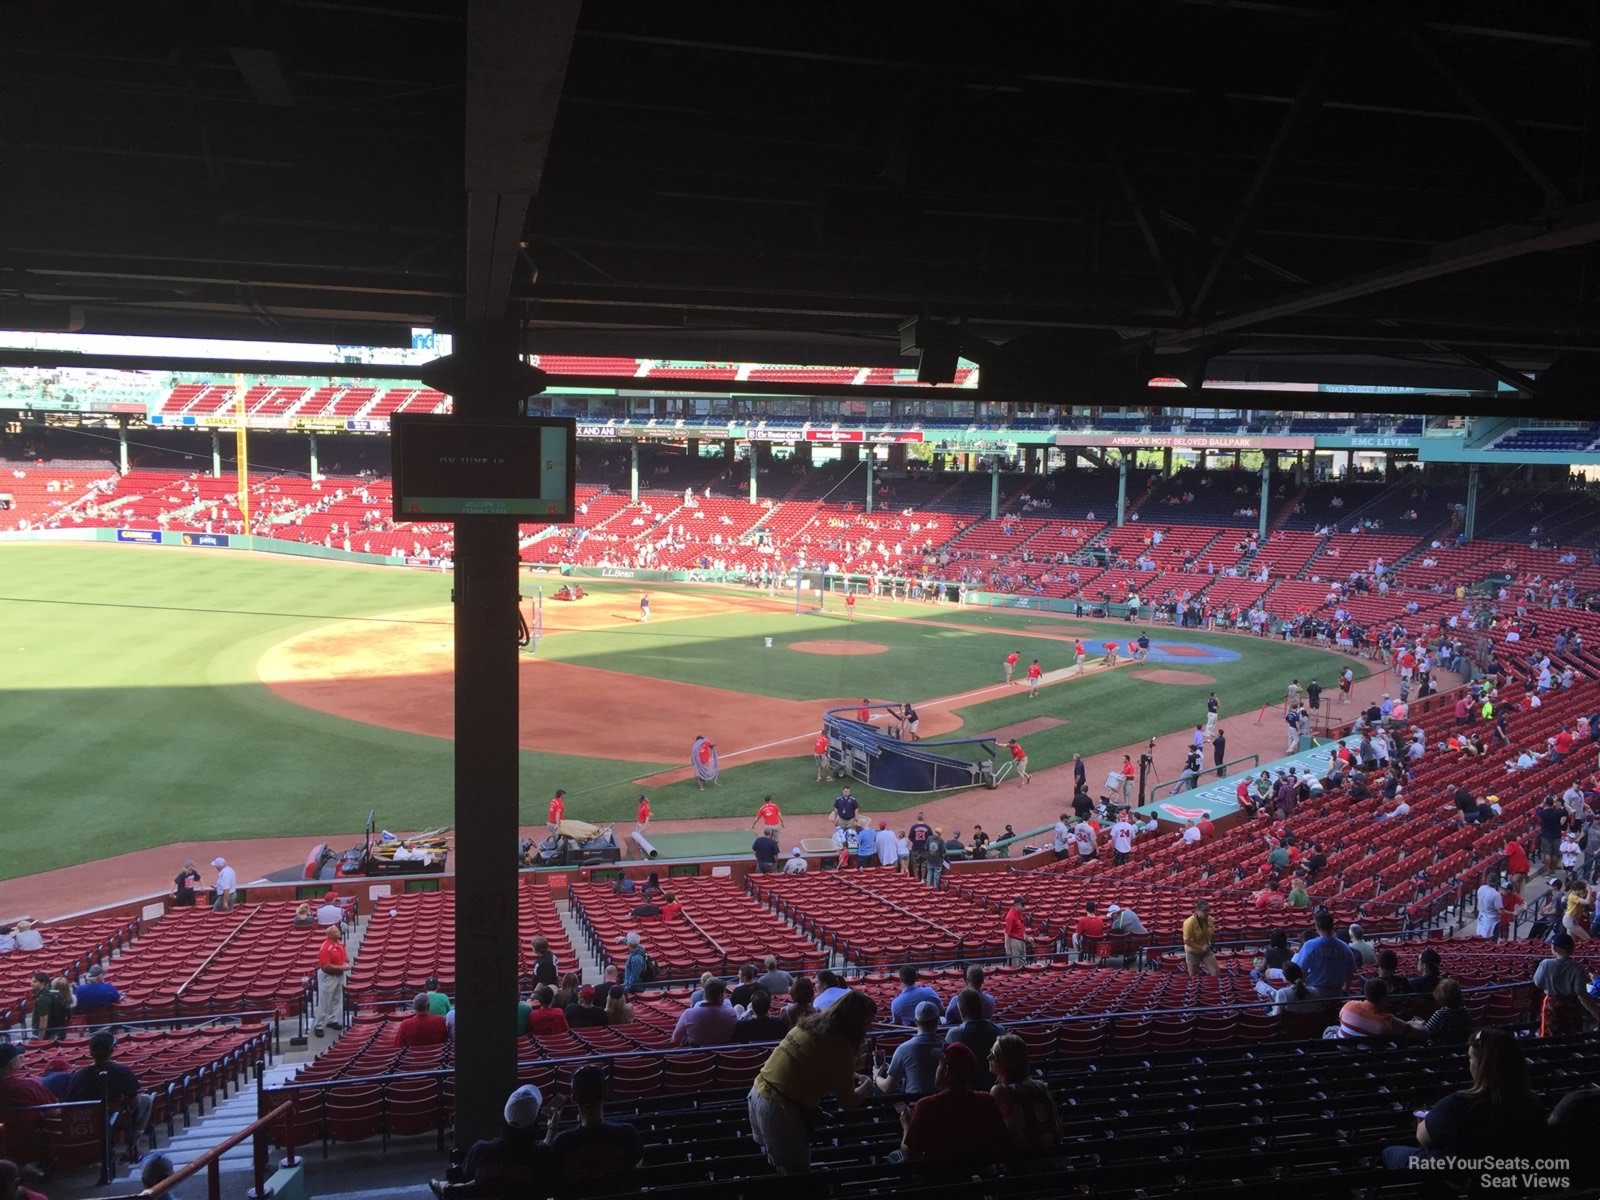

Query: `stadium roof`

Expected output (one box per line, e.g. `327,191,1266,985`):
4,1,1600,401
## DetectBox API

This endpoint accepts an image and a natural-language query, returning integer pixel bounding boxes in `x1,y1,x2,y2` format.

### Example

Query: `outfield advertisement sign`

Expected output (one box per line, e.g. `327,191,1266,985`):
1055,432,1314,451
115,528,163,544
180,532,231,548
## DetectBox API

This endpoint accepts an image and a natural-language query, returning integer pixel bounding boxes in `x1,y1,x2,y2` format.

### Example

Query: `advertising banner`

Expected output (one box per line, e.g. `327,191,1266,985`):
1054,432,1314,451
576,423,621,438
180,532,231,548
115,528,163,544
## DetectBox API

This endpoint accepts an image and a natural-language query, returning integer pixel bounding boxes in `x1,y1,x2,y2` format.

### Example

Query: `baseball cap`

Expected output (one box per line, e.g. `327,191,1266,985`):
503,1083,544,1128
1106,904,1121,915
211,857,227,868
578,985,595,1001
87,964,104,978
942,1040,978,1087
324,891,338,902
914,1001,940,1026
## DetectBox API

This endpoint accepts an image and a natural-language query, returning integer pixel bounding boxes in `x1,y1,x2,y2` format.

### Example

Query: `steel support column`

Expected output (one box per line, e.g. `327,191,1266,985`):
212,431,222,479
990,457,1000,520
751,444,760,505
309,434,319,483
1117,455,1128,527
1259,461,1271,543
865,450,873,515
630,442,639,503
117,419,128,474
1465,464,1480,541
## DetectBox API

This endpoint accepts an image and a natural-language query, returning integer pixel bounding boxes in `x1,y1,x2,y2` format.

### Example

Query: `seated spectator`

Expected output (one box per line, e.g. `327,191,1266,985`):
896,1043,1009,1164
72,964,122,1012
1254,962,1316,1015
526,986,570,1037
11,922,43,953
658,891,683,922
463,1084,551,1183
1337,978,1424,1039
422,975,451,1015
989,1033,1062,1150
941,966,998,1025
875,1001,944,1095
747,990,878,1175
1547,1087,1600,1187
396,992,449,1047
1422,978,1473,1042
890,966,941,1025
552,972,582,1010
65,1032,152,1158
1346,925,1376,965
1373,949,1415,1004
292,902,315,928
0,1045,57,1168
729,963,760,1009
813,970,851,1011
782,977,816,1027
945,988,1004,1089
733,988,788,1043
671,978,737,1046
1407,947,1443,995
756,955,792,998
1381,1027,1546,1171
783,848,808,873
544,1065,643,1190
601,986,633,1027
315,891,344,926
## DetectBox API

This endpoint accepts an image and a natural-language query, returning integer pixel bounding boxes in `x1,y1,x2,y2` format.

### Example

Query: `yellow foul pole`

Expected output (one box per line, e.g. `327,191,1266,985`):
234,373,251,536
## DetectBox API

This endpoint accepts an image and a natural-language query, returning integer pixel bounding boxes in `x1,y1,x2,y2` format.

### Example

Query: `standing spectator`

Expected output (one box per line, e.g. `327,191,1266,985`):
0,1045,57,1168
1002,895,1029,966
1504,838,1531,893
896,1043,1008,1163
527,986,571,1037
874,1001,944,1095
312,925,348,1037
1564,883,1594,941
529,936,559,988
877,821,899,870
1381,1028,1545,1171
27,974,67,1040
1182,899,1219,977
209,856,237,912
925,828,948,887
746,990,878,1174
1346,924,1376,966
907,812,934,879
1474,878,1504,938
751,829,781,873
1051,813,1072,862
1292,910,1357,1004
989,1033,1062,1150
671,979,737,1046
1537,796,1566,872
544,1065,644,1190
733,989,788,1043
1213,728,1228,777
889,967,941,1025
945,988,1004,1089
172,859,201,907
65,1032,152,1158
1533,934,1600,1035
854,820,878,868
1072,902,1106,962
397,993,449,1047
1110,813,1135,865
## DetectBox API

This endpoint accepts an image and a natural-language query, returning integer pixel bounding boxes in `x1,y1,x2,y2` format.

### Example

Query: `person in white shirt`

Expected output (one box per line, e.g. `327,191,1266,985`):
1180,819,1202,845
11,921,43,952
210,857,238,912
1052,815,1072,860
0,927,14,954
1474,881,1503,938
1072,821,1098,860
1110,817,1135,865
1376,795,1410,821
315,892,345,926
783,848,808,874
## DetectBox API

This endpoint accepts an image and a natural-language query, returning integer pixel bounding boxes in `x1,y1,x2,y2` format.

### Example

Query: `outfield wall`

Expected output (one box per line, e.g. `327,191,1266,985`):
0,526,405,567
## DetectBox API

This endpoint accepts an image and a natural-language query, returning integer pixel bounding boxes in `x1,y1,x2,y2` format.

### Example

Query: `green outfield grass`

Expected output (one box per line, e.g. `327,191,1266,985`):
0,546,1366,880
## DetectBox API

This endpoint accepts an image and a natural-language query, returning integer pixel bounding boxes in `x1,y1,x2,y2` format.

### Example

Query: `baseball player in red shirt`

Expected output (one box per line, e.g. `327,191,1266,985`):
813,730,830,782
1026,659,1043,698
1004,650,1021,685
1008,738,1031,786
845,591,856,621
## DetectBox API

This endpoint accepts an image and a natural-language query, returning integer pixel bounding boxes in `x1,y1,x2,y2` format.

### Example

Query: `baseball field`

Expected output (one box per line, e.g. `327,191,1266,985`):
0,543,1369,881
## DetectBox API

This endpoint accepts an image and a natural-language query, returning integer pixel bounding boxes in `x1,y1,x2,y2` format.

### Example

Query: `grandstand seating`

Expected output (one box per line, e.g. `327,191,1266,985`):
0,915,139,1027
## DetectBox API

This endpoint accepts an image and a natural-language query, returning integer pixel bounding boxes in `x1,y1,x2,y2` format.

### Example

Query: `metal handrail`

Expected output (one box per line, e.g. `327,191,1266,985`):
101,1099,295,1200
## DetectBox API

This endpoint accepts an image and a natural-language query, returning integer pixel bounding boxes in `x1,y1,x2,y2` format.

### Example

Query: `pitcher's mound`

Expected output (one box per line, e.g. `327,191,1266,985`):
790,641,889,656
1132,668,1216,685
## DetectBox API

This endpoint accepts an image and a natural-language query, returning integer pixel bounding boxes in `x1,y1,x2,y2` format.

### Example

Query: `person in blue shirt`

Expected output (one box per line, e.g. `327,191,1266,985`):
854,822,878,867
1291,910,1358,1004
621,933,650,995
889,967,942,1025
73,964,123,1011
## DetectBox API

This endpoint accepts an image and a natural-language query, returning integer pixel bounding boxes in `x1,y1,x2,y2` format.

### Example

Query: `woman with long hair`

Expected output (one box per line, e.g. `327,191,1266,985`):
1254,961,1314,1015
1382,1027,1544,1170
552,972,582,1011
988,1033,1061,1150
747,989,877,1174
603,985,634,1026
781,976,815,1027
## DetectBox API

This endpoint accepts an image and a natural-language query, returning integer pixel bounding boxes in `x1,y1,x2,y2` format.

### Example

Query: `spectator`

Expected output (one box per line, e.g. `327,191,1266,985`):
315,891,344,926
733,988,788,1042
139,1153,175,1193
529,936,559,987
1422,978,1473,1042
544,1065,643,1190
561,985,603,1029
783,848,808,874
527,986,570,1037
1564,882,1595,941
292,903,315,928
1547,1087,1600,1185
552,972,582,1011
1533,933,1600,1035
730,963,761,1009
603,985,634,1026
896,1042,1008,1163
27,974,66,1040
1474,878,1504,938
396,993,448,1047
0,1045,57,1168
65,1031,152,1158
782,976,816,1027
1072,901,1106,961
621,933,649,995
890,967,941,1025
989,1032,1061,1150
1407,947,1443,994
422,975,451,1016
1381,1028,1545,1171
463,1084,551,1183
1182,899,1219,977
813,970,851,1011
945,988,1004,1089
172,859,201,907
1345,924,1375,965
1003,895,1029,966
209,856,237,912
658,891,683,923
756,955,792,998
72,964,122,1012
671,978,737,1046
875,1001,944,1095
925,827,948,886
312,925,348,1037
1337,978,1423,1039
747,990,878,1174
752,830,781,873
0,1160,47,1200
1253,962,1316,1015
941,966,998,1025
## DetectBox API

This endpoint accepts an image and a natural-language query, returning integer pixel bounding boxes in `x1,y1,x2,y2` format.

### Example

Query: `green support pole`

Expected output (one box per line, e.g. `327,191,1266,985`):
212,430,222,479
309,433,319,483
1465,464,1479,542
630,441,639,502
865,450,873,514
750,444,759,504
1258,460,1271,543
1116,454,1127,527
990,457,1000,520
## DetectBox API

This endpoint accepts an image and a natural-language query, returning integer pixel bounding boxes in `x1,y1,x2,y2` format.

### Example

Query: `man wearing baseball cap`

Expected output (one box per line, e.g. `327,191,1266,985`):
65,1031,153,1159
210,856,237,911
0,1043,57,1166
315,892,345,927
463,1083,553,1183
895,1041,1008,1163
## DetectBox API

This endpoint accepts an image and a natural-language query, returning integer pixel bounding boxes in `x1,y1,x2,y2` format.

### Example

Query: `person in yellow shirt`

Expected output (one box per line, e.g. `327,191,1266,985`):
1564,885,1594,941
1183,899,1219,977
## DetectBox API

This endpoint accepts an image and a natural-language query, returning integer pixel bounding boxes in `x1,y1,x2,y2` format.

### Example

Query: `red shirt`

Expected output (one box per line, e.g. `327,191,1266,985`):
1504,842,1529,874
1005,652,1020,667
527,1006,569,1036
637,797,651,823
1105,643,1118,653
1076,914,1106,939
1555,731,1574,755
1198,819,1214,838
858,707,871,722
396,1012,448,1047
1026,663,1042,680
548,795,565,823
903,1089,1009,1162
1010,742,1026,762
1122,761,1136,780
660,900,682,922
318,939,348,972
1074,641,1085,655
0,1074,58,1165
1004,907,1026,940
813,734,828,755
697,742,714,764
757,801,782,826
846,593,856,606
